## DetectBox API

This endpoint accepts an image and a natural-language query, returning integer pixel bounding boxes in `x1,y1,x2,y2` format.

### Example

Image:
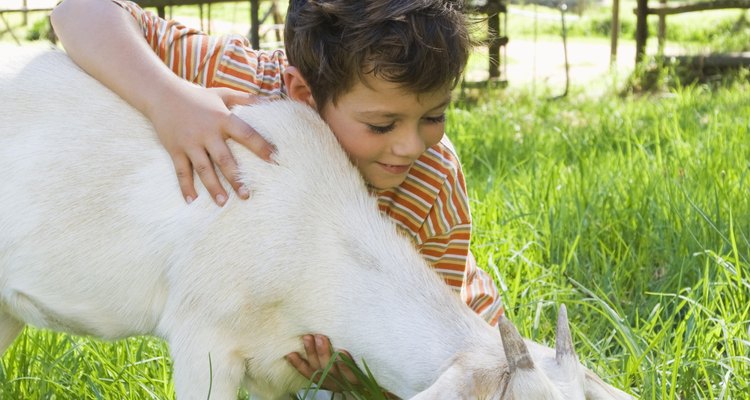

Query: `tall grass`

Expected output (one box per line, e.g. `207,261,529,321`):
2,2,749,398
451,82,750,398
0,330,173,398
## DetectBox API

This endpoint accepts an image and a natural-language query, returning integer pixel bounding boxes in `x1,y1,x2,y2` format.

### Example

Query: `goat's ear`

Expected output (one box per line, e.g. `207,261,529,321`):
409,364,473,400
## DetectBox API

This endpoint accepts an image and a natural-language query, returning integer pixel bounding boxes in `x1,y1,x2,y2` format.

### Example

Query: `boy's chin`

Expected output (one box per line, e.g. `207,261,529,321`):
363,175,407,191
359,163,412,191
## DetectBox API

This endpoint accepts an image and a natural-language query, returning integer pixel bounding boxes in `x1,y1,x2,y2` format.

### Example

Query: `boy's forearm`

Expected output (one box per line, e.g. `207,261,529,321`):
50,0,185,120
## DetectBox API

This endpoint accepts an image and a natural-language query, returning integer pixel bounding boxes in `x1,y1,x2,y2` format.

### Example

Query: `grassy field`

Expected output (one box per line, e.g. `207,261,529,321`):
1,2,749,400
453,82,750,399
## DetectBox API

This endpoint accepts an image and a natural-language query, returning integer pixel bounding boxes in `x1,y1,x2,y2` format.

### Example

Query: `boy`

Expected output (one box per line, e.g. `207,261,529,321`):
50,0,504,393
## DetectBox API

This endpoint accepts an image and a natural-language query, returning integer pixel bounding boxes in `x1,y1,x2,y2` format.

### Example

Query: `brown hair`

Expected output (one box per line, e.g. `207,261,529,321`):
284,0,472,109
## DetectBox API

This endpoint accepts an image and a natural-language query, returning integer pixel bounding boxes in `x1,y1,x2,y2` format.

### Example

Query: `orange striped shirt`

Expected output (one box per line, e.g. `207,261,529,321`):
113,0,503,325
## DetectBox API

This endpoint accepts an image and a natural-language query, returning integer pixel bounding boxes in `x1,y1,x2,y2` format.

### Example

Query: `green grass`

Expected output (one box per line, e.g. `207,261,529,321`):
2,80,749,399
2,3,750,399
0,329,174,398
0,10,52,44
451,81,750,399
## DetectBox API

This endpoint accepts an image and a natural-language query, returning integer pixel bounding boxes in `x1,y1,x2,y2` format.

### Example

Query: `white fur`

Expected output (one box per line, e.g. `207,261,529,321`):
0,46,633,400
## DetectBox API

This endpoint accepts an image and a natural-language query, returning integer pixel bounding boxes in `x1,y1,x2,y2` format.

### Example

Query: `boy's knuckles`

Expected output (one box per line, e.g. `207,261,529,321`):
175,168,192,180
193,163,212,175
213,152,236,168
237,128,258,142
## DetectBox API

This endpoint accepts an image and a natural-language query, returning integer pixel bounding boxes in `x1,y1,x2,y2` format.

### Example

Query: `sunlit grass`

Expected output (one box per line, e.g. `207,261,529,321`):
0,329,173,398
451,81,750,399
2,2,750,398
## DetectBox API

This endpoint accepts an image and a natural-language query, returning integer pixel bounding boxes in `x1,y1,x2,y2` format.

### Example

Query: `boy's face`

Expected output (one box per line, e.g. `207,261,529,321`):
320,74,450,190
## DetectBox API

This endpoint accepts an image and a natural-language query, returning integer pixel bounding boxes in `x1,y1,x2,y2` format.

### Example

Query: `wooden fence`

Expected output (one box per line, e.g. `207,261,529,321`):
134,0,279,50
634,0,750,63
0,1,56,44
1,0,509,83
468,0,510,82
135,0,510,82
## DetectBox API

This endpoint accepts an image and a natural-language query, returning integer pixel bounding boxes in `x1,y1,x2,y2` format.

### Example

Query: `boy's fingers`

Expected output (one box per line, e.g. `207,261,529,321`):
172,153,197,204
303,335,322,370
288,336,356,392
315,335,334,360
188,150,228,206
286,352,315,378
206,140,248,199
225,114,276,163
219,88,261,107
314,334,332,369
336,350,359,385
315,335,354,390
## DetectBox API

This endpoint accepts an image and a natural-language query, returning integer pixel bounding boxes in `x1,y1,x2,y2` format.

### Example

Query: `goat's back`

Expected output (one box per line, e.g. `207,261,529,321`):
0,46,361,336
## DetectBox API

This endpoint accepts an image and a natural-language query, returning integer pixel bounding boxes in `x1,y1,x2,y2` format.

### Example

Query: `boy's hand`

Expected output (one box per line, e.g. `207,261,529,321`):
148,84,276,206
286,334,361,392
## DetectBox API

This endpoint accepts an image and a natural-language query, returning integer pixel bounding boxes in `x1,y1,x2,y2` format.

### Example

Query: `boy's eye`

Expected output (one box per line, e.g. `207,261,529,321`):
424,114,446,124
367,123,396,134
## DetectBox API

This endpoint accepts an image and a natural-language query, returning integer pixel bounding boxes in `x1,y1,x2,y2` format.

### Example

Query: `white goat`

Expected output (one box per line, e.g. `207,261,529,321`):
0,46,634,400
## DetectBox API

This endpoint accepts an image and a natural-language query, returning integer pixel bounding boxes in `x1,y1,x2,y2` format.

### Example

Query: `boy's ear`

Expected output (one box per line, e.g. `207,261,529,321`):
283,66,316,109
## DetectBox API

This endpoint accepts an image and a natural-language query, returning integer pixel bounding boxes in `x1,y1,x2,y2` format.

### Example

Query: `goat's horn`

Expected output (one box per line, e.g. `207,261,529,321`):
555,304,577,363
499,315,534,372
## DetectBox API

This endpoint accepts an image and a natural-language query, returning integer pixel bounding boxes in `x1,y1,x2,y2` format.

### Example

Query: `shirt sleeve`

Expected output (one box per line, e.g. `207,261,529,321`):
418,223,504,326
111,0,285,96
416,141,504,326
461,251,504,326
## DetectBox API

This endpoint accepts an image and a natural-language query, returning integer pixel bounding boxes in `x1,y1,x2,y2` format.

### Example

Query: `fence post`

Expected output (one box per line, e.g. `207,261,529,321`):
610,0,620,66
657,0,667,55
250,0,260,49
635,0,649,63
488,2,500,79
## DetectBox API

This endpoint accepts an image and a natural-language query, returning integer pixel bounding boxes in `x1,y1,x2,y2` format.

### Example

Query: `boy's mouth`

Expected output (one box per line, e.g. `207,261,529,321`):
377,162,412,175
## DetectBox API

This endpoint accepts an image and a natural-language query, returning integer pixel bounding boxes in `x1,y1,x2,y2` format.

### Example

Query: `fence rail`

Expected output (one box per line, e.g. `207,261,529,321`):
648,0,750,15
132,0,271,49
0,3,56,45
635,0,750,62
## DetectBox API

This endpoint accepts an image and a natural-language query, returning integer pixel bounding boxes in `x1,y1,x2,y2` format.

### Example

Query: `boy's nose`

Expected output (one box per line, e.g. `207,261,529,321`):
392,128,427,160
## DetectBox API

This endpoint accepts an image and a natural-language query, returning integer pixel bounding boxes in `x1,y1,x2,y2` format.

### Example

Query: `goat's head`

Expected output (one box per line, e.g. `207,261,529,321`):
410,305,634,400
498,304,584,399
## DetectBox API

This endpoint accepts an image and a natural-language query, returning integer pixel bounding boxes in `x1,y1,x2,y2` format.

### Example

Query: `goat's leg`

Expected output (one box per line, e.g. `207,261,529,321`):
0,311,23,354
168,328,246,400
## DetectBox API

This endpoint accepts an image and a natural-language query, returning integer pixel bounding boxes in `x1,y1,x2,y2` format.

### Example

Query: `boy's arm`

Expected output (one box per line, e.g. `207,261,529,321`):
413,140,504,326
419,226,504,326
50,0,275,205
462,251,504,326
